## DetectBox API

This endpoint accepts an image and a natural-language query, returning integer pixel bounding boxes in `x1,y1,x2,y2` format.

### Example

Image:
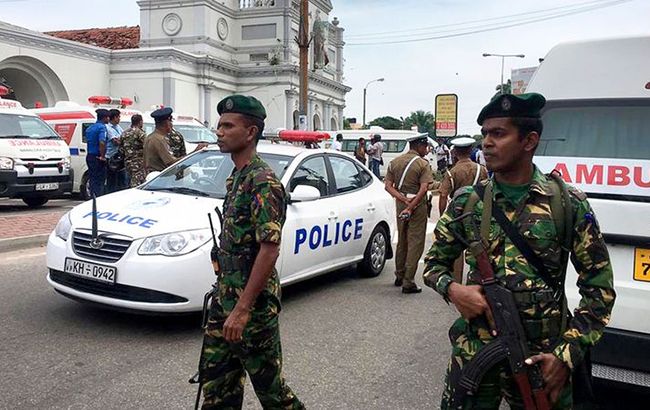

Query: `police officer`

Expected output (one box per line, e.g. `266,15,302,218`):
438,136,488,283
423,93,615,409
198,95,304,409
384,133,434,293
143,107,206,173
85,108,109,197
120,114,147,187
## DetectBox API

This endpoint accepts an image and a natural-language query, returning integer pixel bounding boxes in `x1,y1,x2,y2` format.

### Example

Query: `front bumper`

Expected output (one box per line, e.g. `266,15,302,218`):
46,231,216,313
0,169,73,198
592,327,650,388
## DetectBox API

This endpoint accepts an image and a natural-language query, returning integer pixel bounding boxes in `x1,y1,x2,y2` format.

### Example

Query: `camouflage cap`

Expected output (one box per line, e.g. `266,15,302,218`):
217,95,266,121
476,93,546,125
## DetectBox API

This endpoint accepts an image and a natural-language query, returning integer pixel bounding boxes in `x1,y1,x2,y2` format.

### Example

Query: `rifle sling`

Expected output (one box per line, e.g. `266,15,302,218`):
474,183,561,293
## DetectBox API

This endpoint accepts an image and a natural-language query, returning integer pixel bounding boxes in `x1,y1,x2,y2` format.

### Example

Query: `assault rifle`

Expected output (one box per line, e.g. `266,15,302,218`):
449,212,550,410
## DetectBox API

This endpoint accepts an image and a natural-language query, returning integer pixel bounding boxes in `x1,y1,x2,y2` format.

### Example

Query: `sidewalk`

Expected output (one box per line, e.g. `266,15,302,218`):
0,210,64,252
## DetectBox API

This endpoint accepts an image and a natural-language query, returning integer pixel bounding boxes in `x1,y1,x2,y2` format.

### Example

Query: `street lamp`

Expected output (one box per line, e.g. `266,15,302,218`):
363,77,385,127
482,53,525,94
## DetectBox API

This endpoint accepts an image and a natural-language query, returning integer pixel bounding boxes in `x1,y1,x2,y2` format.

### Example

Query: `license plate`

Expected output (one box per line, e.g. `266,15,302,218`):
35,182,59,191
64,258,117,284
633,248,650,282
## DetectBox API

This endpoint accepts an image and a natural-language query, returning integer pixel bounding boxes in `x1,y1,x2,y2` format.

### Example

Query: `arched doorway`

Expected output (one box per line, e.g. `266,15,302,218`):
330,117,338,131
0,56,68,107
313,114,321,131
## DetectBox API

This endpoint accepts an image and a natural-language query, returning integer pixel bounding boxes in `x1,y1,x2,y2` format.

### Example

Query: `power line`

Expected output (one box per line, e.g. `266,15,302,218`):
346,0,615,39
347,0,631,46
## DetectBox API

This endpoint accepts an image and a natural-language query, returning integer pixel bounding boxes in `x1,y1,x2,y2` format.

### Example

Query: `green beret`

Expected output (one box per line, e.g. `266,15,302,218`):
476,93,546,125
217,95,266,121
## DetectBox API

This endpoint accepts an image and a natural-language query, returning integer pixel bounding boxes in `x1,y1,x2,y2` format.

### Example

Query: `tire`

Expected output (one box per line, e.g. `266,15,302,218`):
358,225,388,277
80,172,91,200
22,196,48,208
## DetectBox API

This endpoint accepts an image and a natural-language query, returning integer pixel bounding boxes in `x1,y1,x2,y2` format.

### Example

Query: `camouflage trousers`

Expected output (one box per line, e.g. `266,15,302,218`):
440,317,572,410
125,159,146,187
199,301,304,410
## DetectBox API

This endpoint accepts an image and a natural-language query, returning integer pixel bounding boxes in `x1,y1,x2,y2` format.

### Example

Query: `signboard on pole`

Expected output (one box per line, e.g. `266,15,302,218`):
435,94,458,138
511,66,538,95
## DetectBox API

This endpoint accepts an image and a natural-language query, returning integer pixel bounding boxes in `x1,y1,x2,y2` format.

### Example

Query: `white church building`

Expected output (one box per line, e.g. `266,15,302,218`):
0,0,349,131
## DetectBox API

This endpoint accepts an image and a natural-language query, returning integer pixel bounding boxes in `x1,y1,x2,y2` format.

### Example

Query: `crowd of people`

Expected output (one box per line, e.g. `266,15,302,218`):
84,107,208,198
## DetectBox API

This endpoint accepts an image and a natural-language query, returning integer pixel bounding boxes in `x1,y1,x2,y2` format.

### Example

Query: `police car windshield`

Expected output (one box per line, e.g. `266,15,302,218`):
173,124,217,144
0,113,60,139
143,151,293,198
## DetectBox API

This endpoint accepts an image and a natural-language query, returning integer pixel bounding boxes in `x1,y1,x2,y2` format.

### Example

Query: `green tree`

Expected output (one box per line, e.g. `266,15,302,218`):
343,118,352,130
402,110,436,135
368,116,403,130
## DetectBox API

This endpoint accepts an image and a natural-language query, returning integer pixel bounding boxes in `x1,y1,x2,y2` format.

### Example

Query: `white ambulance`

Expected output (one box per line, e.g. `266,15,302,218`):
529,36,650,389
0,97,72,207
33,97,217,199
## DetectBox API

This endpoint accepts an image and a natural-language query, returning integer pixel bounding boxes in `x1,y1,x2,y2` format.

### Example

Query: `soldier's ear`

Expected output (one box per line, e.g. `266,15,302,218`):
523,131,539,153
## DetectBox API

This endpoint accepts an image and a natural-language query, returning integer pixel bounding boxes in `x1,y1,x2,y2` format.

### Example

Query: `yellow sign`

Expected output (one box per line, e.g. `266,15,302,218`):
435,94,458,137
634,248,650,282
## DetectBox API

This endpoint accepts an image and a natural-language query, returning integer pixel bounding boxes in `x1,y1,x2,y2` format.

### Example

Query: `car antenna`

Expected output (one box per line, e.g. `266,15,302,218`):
91,194,99,242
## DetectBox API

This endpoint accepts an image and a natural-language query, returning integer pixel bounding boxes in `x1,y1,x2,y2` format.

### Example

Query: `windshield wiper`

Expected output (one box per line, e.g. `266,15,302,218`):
0,135,32,139
146,186,212,197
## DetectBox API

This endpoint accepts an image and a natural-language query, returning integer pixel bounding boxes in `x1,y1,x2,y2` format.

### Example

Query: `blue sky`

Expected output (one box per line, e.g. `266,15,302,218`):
2,0,649,134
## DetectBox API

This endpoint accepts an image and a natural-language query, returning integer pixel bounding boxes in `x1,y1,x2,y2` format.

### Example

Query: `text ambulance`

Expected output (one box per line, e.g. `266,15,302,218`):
0,97,72,207
33,97,217,199
528,36,650,389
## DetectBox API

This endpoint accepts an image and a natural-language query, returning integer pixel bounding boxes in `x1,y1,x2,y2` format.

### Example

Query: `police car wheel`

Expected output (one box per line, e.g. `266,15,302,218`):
80,173,91,201
358,225,388,277
22,196,48,208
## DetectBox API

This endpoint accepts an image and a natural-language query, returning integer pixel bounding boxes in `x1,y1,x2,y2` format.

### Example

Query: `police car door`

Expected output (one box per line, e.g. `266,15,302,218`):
326,154,376,260
283,154,341,280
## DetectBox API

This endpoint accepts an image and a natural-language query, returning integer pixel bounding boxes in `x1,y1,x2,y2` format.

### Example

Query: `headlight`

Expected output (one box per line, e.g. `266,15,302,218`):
138,228,212,256
0,157,14,170
54,212,72,241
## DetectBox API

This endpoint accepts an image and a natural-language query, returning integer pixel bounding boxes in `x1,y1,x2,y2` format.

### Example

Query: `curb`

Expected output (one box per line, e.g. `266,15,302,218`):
0,234,50,253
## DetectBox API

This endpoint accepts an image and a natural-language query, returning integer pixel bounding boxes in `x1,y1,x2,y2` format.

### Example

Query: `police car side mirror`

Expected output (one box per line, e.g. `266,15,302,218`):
145,171,161,182
289,185,321,203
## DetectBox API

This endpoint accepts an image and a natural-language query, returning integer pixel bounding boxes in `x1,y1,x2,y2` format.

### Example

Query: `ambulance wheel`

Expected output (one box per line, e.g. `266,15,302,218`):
80,172,91,200
358,225,388,277
22,196,48,208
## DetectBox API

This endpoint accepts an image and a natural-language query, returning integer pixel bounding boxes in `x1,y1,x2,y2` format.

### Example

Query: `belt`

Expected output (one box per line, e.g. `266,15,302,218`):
217,249,254,272
512,289,557,304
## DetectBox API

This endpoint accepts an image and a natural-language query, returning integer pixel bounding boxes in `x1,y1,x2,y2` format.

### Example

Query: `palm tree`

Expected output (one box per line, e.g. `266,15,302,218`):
402,110,435,135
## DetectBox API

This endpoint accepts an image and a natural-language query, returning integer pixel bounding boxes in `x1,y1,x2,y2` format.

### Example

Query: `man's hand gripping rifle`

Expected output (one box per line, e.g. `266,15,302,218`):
448,212,550,410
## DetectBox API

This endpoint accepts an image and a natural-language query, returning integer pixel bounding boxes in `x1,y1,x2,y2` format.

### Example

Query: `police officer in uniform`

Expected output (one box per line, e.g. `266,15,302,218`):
384,133,434,293
438,136,488,283
167,126,187,158
85,108,110,197
423,93,615,409
198,95,304,409
143,107,206,173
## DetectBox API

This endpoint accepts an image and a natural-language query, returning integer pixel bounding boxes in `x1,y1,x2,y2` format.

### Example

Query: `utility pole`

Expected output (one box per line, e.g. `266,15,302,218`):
297,0,309,127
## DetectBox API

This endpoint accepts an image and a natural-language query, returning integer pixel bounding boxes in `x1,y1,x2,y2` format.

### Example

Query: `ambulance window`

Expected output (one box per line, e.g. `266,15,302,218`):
341,140,358,152
289,156,330,197
329,155,367,193
539,103,650,160
383,140,407,153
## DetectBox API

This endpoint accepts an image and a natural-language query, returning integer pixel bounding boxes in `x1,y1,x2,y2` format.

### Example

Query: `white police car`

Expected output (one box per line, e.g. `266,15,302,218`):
46,144,396,313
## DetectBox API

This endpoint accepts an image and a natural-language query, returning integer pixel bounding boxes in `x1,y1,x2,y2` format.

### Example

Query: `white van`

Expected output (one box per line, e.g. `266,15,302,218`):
331,127,438,177
0,97,72,207
33,97,216,199
528,36,650,389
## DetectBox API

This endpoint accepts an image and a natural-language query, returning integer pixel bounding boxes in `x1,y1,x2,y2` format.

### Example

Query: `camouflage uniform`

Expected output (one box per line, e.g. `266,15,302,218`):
166,127,187,158
200,154,303,410
120,126,147,187
423,167,615,409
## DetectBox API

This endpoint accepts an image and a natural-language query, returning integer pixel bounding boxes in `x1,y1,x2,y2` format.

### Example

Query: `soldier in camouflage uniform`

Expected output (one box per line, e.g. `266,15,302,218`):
198,95,304,409
166,127,187,158
120,114,147,187
423,93,615,409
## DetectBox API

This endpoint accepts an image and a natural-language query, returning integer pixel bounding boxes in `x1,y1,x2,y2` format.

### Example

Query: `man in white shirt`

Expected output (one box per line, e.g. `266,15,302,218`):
366,134,384,177
435,139,451,172
331,133,343,151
